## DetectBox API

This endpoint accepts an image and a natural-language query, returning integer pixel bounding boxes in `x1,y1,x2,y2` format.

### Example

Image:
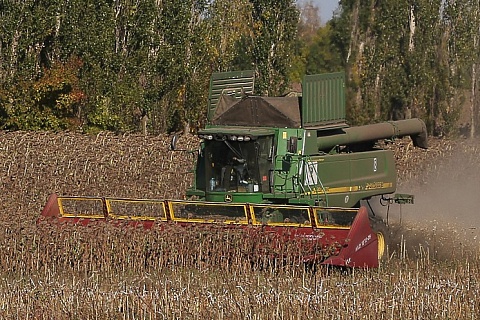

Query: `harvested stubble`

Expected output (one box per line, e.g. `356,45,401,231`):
1,220,480,319
0,131,480,319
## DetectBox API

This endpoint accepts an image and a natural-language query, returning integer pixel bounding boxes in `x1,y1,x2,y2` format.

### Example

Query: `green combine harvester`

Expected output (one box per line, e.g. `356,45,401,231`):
185,70,427,207
41,70,427,268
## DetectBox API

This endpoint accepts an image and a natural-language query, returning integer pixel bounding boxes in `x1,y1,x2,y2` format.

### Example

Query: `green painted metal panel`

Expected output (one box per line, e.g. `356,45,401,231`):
206,192,264,203
302,72,346,128
307,150,396,207
207,70,255,122
303,130,318,155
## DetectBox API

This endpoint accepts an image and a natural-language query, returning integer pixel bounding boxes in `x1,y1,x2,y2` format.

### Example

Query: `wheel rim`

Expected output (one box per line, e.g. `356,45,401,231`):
377,232,385,260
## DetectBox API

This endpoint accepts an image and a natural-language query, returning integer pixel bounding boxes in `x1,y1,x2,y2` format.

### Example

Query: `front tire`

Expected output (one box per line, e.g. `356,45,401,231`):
371,217,390,261
376,230,386,260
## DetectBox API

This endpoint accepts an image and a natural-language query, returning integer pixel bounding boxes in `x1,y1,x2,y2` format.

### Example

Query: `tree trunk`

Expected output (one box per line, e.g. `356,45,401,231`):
346,0,360,63
470,63,476,138
408,5,415,52
141,114,148,136
183,121,190,135
471,15,479,138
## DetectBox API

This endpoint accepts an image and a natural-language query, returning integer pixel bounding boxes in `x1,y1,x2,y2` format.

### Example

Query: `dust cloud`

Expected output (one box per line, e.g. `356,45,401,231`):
370,140,480,260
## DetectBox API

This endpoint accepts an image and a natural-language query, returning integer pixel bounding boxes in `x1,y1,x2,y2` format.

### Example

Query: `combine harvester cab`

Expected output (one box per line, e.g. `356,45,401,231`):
40,70,427,269
40,194,382,268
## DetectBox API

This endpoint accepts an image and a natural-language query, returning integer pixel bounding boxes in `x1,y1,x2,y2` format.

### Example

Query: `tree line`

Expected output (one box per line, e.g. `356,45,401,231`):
0,0,479,137
335,0,480,137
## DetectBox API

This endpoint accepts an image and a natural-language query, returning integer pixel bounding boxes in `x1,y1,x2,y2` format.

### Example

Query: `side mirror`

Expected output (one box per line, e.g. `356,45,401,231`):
170,134,178,151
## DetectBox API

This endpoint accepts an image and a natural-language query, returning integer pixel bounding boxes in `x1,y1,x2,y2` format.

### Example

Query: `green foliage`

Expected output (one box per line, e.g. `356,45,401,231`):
329,0,478,135
85,97,124,133
305,24,343,74
0,56,85,130
248,0,299,95
289,2,344,83
0,0,479,136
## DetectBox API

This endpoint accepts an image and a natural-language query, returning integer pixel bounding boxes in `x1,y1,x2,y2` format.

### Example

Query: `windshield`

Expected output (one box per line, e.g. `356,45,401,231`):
204,136,273,193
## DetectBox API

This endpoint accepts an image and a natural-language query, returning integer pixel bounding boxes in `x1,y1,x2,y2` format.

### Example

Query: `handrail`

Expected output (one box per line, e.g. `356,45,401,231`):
301,156,328,206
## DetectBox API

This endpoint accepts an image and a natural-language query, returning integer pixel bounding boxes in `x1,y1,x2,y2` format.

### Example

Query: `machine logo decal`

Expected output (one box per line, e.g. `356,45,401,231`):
365,182,393,190
355,233,372,252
